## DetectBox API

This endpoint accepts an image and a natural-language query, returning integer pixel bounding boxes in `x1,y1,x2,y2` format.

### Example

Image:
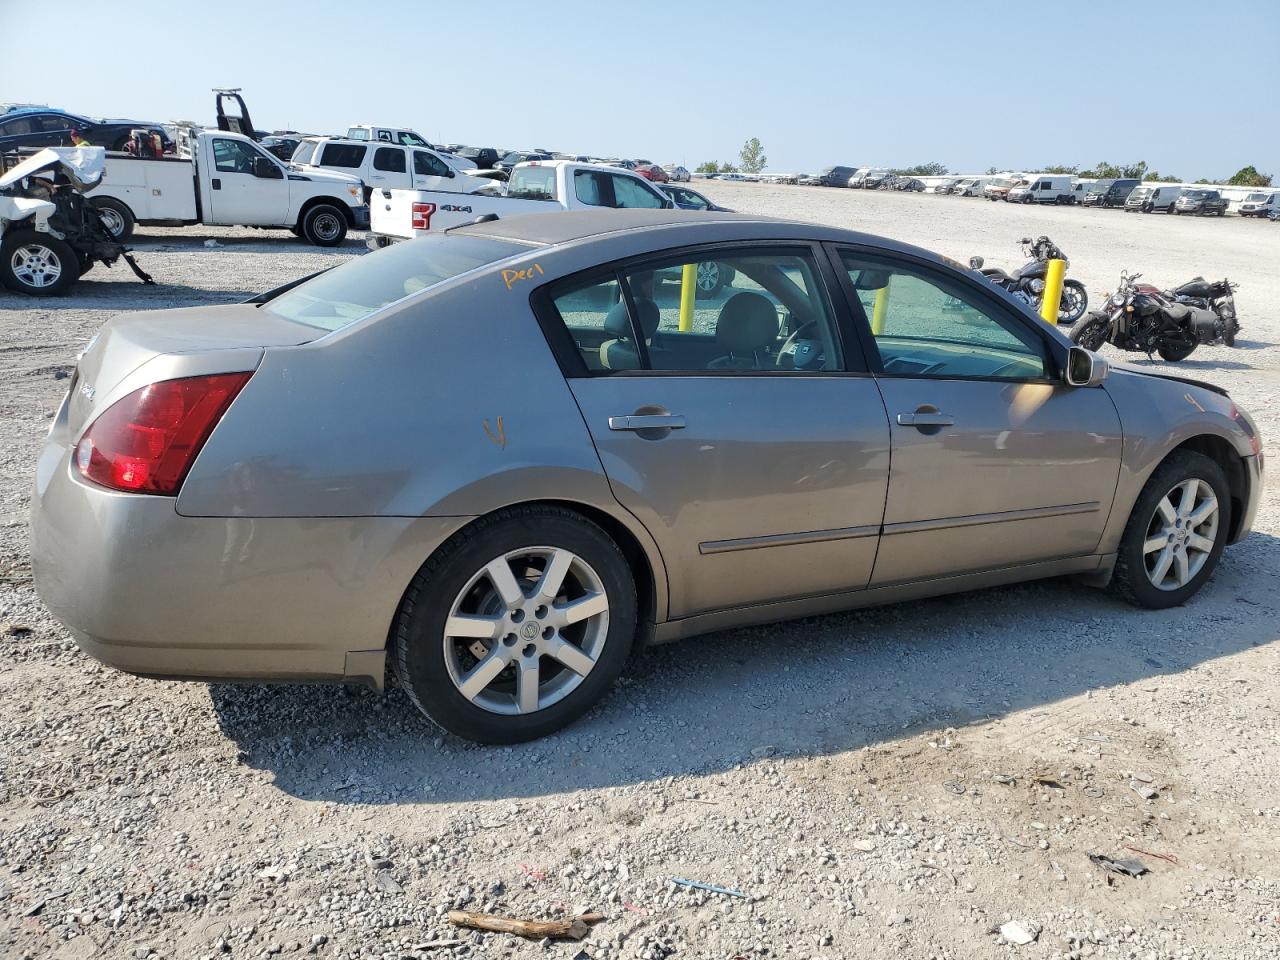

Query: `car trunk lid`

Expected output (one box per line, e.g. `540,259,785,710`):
68,303,319,435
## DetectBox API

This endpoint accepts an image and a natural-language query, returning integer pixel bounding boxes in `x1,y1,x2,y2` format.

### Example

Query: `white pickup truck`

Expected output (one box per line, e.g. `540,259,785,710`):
88,129,367,246
368,159,672,247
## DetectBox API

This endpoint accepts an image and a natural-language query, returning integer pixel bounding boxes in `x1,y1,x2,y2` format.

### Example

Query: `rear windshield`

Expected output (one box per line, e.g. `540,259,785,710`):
263,235,526,332
508,165,558,200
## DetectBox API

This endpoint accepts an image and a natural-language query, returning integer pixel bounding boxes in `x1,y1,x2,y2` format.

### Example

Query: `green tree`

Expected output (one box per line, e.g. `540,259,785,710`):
1035,164,1078,175
694,161,720,174
738,138,767,174
1227,165,1273,187
985,166,1000,175
718,161,740,173
1144,171,1181,183
894,161,949,176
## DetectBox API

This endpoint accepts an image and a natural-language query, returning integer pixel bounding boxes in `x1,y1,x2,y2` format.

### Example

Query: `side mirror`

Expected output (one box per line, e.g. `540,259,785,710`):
253,156,282,179
1065,346,1108,387
969,255,984,270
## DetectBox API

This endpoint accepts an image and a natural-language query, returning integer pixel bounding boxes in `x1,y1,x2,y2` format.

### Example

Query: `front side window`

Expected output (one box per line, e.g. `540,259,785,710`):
212,138,264,174
611,174,664,208
374,146,406,173
840,254,1047,380
548,248,841,374
413,150,451,177
320,143,366,168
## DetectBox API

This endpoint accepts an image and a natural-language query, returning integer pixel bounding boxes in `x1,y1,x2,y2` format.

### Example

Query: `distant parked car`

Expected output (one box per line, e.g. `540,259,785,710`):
718,172,747,182
661,164,691,182
1174,189,1228,216
0,107,173,154
497,151,553,173
1081,178,1140,208
658,184,731,211
1237,191,1279,218
894,177,926,192
798,173,824,186
816,165,856,187
1124,185,1182,213
929,178,958,194
951,177,988,197
458,147,501,169
634,164,670,183
260,135,302,161
1008,175,1075,204
984,177,1028,201
860,168,892,189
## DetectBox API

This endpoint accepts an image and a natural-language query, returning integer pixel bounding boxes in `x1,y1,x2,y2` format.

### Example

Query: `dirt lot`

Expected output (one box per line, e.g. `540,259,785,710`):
1,187,1277,960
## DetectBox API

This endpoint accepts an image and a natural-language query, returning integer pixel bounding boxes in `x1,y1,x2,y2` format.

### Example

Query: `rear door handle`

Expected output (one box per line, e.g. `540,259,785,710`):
896,412,955,427
608,414,686,431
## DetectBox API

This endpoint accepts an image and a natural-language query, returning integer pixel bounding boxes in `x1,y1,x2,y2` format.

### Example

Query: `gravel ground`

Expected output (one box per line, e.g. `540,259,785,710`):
1,189,1277,960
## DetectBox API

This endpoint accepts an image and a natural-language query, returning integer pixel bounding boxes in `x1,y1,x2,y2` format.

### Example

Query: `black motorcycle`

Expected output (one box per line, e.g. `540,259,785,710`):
968,236,1089,324
1070,271,1218,362
1161,276,1239,347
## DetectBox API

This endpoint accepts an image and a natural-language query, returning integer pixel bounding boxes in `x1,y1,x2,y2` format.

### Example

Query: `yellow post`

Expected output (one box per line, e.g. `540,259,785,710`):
679,263,697,332
1040,259,1066,325
871,278,892,335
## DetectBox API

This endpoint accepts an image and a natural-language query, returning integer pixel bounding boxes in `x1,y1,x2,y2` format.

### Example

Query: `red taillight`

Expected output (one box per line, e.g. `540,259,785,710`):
411,201,436,231
74,372,252,495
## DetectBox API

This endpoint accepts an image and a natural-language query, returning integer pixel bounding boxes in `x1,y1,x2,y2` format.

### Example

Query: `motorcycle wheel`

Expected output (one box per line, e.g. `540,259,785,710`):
1069,313,1111,351
1157,339,1198,362
1057,280,1089,325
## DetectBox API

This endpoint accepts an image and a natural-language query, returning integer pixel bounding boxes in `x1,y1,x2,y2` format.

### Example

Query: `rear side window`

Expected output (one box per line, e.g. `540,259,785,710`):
320,143,366,168
374,147,406,173
264,234,525,332
509,166,558,200
612,175,664,208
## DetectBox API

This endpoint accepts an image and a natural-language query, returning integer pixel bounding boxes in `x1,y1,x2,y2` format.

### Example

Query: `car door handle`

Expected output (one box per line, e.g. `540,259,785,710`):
897,411,955,427
608,414,686,431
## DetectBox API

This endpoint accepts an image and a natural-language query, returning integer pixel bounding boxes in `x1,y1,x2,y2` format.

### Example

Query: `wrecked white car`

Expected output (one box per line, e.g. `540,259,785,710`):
0,147,152,296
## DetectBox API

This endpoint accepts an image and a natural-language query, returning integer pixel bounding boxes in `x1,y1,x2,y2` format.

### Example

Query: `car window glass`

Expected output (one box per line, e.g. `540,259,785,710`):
292,140,316,165
680,189,709,209
320,143,366,168
2,117,35,134
374,146,406,173
212,138,262,174
509,165,557,200
841,255,1046,380
574,170,606,206
413,150,450,177
398,132,428,146
611,174,664,208
549,249,841,374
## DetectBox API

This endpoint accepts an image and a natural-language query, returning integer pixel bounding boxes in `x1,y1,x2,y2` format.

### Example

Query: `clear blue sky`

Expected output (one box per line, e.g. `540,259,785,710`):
3,0,1276,180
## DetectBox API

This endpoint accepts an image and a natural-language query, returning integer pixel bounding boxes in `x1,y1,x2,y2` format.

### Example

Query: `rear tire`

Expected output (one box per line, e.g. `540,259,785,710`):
1157,338,1197,362
300,204,348,247
393,506,637,744
90,197,135,241
0,230,79,296
1111,451,1230,609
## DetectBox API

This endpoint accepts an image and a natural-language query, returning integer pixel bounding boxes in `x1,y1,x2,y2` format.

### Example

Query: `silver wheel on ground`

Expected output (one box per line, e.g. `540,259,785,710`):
0,230,78,296
1142,478,1219,591
443,546,609,716
91,197,135,241
11,243,64,289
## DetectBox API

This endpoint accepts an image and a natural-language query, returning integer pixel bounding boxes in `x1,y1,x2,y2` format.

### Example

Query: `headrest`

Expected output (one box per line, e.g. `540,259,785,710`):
715,292,778,352
603,298,660,340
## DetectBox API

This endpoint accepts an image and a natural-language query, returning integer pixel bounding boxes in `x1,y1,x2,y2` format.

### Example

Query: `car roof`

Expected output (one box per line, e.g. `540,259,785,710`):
451,208,928,257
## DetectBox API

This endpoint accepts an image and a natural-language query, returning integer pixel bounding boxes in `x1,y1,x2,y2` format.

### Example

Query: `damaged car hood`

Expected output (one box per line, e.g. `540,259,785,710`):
0,146,106,193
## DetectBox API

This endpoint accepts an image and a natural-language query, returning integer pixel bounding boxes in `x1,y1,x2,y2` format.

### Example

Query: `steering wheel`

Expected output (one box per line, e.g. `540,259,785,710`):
776,320,822,369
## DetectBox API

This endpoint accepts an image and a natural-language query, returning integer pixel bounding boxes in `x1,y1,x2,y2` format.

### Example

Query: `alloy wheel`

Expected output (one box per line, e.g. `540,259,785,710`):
442,547,610,715
11,244,63,289
1143,478,1218,591
96,207,126,238
695,262,721,292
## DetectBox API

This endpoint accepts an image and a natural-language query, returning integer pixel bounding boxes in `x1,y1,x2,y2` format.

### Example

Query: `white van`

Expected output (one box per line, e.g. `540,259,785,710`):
951,177,988,197
1238,191,1280,218
1008,175,1074,204
1124,184,1183,213
291,138,499,199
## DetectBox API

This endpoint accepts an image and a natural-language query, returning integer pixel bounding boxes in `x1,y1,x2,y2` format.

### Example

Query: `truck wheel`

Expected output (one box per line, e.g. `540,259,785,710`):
301,205,348,247
0,230,79,297
91,198,135,242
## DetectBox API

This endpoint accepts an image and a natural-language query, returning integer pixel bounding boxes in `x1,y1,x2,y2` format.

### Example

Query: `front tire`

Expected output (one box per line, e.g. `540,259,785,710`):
393,506,637,744
1057,279,1089,324
0,230,79,296
1112,451,1230,609
91,197,135,241
1070,312,1111,351
300,204,348,247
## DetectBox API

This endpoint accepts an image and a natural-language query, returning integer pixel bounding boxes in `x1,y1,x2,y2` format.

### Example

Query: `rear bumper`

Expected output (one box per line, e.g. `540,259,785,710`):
31,435,471,689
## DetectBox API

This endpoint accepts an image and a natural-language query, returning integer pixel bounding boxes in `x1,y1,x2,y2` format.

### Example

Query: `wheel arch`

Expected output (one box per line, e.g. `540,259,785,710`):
1167,434,1249,542
385,497,668,663
297,196,358,227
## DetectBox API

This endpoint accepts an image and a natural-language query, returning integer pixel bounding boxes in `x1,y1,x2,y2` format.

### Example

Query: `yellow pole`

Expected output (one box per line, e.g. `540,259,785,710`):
1040,259,1066,325
679,263,696,332
871,278,892,335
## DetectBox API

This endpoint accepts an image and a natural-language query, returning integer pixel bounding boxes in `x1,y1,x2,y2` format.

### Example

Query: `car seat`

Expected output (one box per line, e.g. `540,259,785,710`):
707,293,779,369
599,299,660,371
